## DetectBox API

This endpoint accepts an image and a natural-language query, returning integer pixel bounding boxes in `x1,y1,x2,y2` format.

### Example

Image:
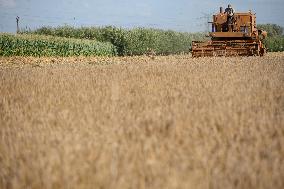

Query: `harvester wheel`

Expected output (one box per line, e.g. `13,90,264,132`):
260,47,266,57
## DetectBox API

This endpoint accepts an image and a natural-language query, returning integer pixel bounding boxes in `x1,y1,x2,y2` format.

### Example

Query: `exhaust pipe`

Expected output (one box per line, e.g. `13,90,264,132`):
220,7,223,13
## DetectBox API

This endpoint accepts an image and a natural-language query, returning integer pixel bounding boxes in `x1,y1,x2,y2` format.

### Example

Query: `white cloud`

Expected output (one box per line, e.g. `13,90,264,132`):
0,0,16,8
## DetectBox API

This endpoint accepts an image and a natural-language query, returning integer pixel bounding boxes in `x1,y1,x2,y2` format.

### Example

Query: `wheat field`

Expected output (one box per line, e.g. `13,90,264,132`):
0,53,284,189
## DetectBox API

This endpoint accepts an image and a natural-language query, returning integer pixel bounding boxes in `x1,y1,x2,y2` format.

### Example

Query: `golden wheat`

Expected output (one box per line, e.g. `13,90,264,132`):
0,53,284,189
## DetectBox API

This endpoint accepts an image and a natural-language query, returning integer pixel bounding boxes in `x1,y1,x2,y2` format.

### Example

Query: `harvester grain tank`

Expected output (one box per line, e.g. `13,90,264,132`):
192,6,267,57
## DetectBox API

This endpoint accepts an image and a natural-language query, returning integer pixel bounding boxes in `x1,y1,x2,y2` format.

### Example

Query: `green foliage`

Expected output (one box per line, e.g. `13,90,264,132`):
257,24,284,52
22,26,206,56
0,34,117,57
263,36,284,52
257,24,283,37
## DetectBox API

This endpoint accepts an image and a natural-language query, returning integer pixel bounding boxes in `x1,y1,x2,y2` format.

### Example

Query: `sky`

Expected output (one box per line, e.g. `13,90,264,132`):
0,0,284,33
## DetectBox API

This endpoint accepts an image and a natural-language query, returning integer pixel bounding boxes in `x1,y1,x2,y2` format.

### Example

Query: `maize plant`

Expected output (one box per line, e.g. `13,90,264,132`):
0,34,117,57
22,26,207,56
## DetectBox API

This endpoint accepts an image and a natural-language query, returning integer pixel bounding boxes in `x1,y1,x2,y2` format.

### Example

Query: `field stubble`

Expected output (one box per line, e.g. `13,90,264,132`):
0,53,284,189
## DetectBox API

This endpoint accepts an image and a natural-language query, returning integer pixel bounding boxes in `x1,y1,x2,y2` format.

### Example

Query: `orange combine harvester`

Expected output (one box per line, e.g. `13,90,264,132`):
192,6,267,57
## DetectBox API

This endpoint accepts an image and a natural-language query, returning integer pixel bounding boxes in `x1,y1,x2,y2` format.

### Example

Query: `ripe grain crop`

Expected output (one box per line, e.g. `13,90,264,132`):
0,53,284,189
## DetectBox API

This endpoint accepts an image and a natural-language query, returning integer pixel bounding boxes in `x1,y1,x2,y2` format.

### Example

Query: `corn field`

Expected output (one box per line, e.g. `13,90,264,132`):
263,36,284,52
0,34,117,57
0,53,284,189
23,25,284,54
21,26,207,56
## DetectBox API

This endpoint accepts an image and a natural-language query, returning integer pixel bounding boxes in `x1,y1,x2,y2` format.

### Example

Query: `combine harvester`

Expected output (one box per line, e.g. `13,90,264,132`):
192,5,267,57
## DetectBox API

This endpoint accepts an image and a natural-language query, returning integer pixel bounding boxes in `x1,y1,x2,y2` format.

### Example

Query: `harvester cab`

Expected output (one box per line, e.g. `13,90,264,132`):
192,6,267,57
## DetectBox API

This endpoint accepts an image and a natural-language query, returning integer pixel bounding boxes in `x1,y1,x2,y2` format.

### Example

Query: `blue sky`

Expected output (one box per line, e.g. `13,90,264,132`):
0,0,283,33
